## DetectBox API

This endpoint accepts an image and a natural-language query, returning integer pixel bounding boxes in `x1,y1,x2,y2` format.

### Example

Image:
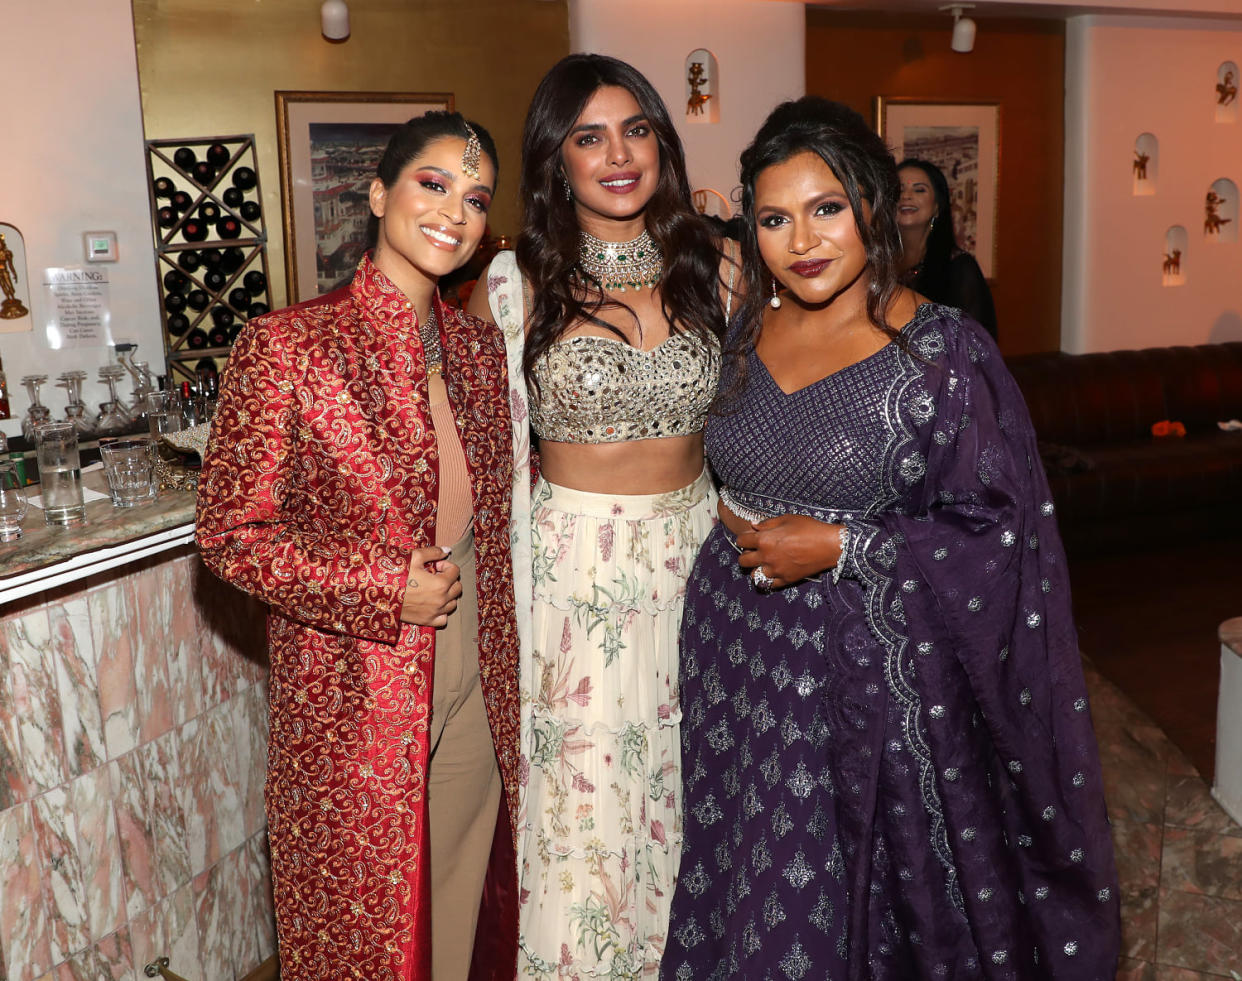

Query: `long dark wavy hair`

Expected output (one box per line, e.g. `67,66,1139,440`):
516,54,725,384
897,157,956,302
363,110,499,253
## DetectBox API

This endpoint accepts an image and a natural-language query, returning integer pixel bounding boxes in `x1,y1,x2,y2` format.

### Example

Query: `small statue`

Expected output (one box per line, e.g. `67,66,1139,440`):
687,62,711,116
1162,249,1181,276
0,235,29,320
1132,150,1150,180
1205,190,1232,235
1217,70,1237,106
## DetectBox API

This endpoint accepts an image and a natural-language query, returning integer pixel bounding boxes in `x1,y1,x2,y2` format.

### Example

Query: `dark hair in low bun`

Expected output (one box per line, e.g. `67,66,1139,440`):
363,110,498,251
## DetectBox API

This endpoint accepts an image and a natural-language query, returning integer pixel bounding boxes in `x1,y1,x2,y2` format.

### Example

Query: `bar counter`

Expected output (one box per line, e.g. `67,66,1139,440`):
0,470,196,606
0,469,275,979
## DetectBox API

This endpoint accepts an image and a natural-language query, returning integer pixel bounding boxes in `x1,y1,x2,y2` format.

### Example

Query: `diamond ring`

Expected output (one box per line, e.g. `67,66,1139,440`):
751,566,774,591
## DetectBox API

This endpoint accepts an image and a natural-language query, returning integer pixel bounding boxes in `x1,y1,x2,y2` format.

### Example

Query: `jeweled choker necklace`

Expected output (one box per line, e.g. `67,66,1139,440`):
577,229,663,293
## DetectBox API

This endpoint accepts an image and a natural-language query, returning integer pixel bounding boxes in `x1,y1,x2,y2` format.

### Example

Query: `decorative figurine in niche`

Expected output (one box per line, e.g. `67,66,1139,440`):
687,62,711,116
1162,249,1181,277
0,235,29,320
1217,70,1237,106
1132,149,1150,181
1205,190,1232,235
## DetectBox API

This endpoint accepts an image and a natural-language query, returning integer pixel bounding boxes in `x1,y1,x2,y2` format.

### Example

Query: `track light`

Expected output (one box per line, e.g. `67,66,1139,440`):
321,0,350,41
941,4,976,53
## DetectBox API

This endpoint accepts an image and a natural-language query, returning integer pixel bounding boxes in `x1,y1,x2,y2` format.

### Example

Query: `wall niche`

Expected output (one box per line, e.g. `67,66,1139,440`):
1216,61,1239,123
1132,133,1157,195
684,48,720,124
1162,226,1187,286
1205,178,1238,242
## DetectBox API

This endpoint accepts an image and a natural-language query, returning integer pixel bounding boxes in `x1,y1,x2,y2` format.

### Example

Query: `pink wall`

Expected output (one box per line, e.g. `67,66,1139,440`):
1062,15,1242,352
0,550,272,980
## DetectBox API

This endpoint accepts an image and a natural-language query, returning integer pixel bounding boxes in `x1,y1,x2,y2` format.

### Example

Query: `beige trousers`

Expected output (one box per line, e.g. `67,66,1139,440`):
428,531,503,981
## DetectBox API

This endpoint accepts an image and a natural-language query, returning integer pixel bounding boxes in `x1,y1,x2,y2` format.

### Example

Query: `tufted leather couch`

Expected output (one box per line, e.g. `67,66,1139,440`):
1005,342,1242,555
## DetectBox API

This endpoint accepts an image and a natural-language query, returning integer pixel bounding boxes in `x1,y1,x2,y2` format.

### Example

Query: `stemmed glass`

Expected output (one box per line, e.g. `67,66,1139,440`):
20,375,51,444
0,461,28,541
57,371,95,438
95,365,131,437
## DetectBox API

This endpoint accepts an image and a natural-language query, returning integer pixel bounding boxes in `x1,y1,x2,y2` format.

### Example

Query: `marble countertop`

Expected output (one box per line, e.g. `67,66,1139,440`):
0,470,197,606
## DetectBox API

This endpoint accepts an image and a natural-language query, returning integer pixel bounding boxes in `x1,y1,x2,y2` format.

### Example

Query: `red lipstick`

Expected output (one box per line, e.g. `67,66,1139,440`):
789,259,831,277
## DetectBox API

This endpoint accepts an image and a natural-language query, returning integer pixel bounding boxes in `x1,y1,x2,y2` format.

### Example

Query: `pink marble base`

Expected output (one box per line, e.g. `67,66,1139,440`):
0,548,273,980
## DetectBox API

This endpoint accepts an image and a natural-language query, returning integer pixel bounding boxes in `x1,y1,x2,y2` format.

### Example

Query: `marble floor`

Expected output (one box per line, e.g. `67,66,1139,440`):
1084,659,1242,979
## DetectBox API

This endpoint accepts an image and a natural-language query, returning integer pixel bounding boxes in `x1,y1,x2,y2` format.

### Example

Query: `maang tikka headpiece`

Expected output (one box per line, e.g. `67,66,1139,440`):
461,124,482,181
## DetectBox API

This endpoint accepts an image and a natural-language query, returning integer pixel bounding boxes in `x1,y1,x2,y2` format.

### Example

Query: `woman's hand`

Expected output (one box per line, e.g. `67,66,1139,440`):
400,545,463,627
735,513,843,590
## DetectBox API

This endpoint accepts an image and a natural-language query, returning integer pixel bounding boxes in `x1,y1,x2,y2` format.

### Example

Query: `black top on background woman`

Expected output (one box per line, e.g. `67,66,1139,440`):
896,157,997,338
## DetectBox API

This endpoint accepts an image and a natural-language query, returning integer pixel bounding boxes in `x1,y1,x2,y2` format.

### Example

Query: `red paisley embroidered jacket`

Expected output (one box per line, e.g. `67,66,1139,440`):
196,255,519,981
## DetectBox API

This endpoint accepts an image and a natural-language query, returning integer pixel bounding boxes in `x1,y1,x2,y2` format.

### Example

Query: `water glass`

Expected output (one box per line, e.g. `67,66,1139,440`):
99,438,155,508
0,462,27,541
35,421,86,526
146,390,183,438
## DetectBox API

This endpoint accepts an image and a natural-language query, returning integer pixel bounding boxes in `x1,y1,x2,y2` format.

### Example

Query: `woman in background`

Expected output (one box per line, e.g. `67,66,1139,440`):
896,157,997,338
662,97,1117,980
198,112,519,981
470,53,732,979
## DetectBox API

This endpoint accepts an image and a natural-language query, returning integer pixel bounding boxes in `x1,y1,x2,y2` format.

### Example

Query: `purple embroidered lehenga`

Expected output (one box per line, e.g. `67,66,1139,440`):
662,305,1120,980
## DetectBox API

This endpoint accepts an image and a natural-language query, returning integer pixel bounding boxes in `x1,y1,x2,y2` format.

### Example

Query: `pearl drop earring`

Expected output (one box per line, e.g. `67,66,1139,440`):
769,278,782,309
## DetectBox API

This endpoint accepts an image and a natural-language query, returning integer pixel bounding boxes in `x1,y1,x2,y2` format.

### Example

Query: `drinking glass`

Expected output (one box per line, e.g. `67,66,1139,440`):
35,421,86,526
99,439,154,508
146,391,183,438
0,462,28,541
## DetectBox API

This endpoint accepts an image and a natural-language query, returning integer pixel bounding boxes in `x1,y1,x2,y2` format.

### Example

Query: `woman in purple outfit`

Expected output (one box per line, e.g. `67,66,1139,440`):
662,97,1119,980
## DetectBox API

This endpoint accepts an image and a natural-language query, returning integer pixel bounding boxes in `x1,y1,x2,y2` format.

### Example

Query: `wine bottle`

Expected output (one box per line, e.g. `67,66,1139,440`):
186,289,210,311
181,219,208,242
200,248,223,267
164,292,187,314
173,146,197,171
204,269,227,292
198,202,221,222
156,207,178,229
186,329,210,350
163,270,189,293
208,325,229,348
228,287,250,310
166,313,190,336
211,306,235,329
153,176,175,199
192,161,217,186
177,250,201,272
246,302,270,319
243,270,267,295
216,216,242,240
220,248,246,274
222,187,244,208
171,190,193,213
240,201,262,222
227,323,242,343
232,166,257,190
206,143,231,168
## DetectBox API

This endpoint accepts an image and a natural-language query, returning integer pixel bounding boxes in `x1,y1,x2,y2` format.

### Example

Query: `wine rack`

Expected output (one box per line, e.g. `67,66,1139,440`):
144,135,275,385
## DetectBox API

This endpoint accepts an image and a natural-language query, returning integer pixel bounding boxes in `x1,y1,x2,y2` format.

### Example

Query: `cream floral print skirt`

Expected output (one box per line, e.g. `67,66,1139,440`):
518,470,716,980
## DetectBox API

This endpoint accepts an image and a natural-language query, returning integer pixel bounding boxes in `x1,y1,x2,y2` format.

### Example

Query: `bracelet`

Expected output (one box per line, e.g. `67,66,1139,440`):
831,524,851,585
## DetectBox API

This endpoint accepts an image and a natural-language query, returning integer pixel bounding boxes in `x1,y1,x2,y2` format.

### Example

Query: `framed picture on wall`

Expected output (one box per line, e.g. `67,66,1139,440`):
875,97,1000,280
276,90,453,303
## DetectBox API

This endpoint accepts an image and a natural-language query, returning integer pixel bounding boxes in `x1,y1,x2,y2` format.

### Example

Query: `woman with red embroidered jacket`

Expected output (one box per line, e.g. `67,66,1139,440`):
197,112,519,981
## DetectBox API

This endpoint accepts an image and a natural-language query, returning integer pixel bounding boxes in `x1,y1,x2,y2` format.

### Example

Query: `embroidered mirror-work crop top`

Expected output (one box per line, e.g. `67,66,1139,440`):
529,332,721,443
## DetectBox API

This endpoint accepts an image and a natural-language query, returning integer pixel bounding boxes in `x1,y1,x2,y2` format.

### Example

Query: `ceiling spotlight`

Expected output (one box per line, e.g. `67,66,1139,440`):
941,4,976,53
321,0,350,42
